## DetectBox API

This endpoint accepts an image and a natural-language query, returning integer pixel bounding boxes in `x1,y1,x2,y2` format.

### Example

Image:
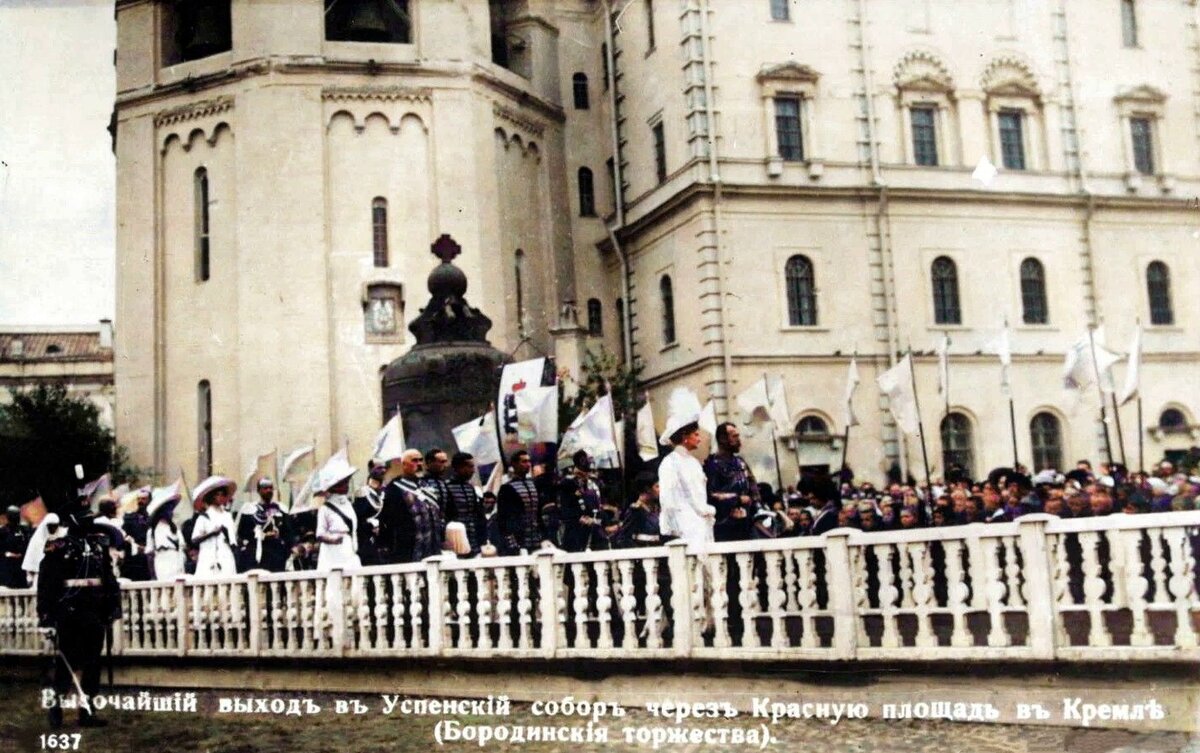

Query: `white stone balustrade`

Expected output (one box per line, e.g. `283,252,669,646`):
3,512,1198,662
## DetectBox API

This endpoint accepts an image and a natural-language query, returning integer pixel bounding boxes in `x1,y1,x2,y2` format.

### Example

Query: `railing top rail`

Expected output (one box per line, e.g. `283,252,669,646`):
1044,509,1200,534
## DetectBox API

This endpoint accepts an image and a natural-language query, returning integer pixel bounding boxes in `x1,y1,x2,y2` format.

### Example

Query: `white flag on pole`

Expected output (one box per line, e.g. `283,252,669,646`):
635,400,658,461
842,358,860,429
242,449,278,495
699,400,718,437
280,444,315,481
370,413,405,463
452,413,501,466
1063,329,1122,391
736,375,790,433
986,323,1012,396
289,469,320,514
1119,326,1142,406
497,358,549,441
877,354,920,435
935,334,950,400
559,394,619,462
514,385,559,444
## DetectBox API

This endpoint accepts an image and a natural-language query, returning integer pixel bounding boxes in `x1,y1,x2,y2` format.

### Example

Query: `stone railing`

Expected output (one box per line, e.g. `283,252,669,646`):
1,512,1197,662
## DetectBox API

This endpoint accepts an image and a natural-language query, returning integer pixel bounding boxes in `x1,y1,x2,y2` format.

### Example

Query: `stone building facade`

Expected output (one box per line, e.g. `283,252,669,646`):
114,0,1199,485
0,322,116,428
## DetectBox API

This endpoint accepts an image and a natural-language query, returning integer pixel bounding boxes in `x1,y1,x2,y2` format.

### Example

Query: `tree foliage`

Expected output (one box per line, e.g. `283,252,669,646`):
558,346,644,433
0,384,141,509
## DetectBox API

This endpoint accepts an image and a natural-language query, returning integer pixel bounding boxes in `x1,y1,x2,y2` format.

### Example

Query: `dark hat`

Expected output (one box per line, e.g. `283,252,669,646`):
369,465,388,480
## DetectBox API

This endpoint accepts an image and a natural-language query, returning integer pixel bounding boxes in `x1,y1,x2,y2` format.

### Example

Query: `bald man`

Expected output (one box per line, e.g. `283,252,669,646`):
380,449,445,563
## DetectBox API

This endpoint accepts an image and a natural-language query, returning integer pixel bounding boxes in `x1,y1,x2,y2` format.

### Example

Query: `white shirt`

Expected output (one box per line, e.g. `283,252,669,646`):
658,445,715,546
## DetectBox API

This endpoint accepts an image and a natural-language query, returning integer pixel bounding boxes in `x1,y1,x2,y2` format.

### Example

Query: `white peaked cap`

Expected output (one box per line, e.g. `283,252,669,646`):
316,450,358,493
191,475,237,504
658,387,703,446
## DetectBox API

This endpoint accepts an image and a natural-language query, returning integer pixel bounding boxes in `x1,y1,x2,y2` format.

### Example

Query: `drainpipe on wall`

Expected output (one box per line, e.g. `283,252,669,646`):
697,0,734,419
602,2,634,372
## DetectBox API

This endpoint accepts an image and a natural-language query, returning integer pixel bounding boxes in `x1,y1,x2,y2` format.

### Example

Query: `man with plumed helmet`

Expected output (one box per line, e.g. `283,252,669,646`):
657,388,715,546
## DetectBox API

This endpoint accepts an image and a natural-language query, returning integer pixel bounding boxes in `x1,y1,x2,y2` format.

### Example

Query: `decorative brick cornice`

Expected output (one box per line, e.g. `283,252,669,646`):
492,103,545,138
153,96,234,128
322,86,433,104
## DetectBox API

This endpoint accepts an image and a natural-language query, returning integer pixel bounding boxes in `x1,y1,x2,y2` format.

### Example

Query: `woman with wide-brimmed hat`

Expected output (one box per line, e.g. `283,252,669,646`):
314,453,361,572
146,482,185,580
190,476,238,577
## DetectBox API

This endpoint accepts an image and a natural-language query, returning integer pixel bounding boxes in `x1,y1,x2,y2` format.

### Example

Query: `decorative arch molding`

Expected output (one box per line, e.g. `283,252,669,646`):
160,121,233,155
1114,84,1168,105
756,62,821,86
493,126,541,158
493,103,546,140
1026,405,1069,427
322,86,433,105
980,54,1042,99
324,107,429,134
154,96,234,129
793,409,836,434
894,49,955,94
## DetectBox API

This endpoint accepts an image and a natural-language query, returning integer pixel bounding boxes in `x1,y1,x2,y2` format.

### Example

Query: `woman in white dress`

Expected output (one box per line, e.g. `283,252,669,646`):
146,484,184,580
657,389,716,546
190,476,238,578
315,455,361,572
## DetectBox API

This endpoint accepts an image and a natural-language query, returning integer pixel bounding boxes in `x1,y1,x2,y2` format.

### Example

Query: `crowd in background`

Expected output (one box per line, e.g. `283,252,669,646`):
0,425,1196,589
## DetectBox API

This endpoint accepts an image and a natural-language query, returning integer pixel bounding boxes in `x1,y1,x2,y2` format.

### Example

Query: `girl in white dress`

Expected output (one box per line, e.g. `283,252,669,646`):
190,476,238,578
146,484,184,580
315,454,361,572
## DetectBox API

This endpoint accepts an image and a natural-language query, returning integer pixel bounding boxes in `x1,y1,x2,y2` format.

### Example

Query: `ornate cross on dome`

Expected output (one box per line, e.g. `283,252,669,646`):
431,234,461,264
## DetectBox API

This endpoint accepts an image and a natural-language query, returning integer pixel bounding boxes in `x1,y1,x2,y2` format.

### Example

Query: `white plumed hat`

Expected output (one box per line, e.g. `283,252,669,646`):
659,387,703,446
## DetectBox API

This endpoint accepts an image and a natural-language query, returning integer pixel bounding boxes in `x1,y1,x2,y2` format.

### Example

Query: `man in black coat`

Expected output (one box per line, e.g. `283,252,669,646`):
37,494,121,728
0,505,30,588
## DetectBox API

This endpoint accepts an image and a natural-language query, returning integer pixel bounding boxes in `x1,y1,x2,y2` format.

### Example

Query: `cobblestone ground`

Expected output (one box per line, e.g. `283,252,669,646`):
1,681,1195,753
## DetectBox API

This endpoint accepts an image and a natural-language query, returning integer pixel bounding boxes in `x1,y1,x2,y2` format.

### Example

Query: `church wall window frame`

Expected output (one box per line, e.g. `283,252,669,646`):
773,97,805,162
198,379,213,480
587,298,603,336
572,73,590,110
577,167,596,217
161,0,233,67
1019,257,1048,325
1115,87,1167,183
659,274,676,347
372,197,389,268
983,58,1045,172
1121,0,1139,48
770,0,790,22
651,118,667,185
1146,260,1174,326
1030,410,1065,472
930,255,962,326
194,167,211,283
940,411,975,481
894,52,958,169
783,254,818,327
644,0,656,53
757,63,820,171
363,282,404,343
324,0,412,45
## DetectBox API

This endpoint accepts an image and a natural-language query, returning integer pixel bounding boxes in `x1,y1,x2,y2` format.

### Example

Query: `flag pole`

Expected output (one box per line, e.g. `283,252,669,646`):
1008,397,1019,470
1110,393,1128,469
1087,328,1115,464
604,381,625,496
906,348,933,494
491,401,507,478
1137,397,1145,474
763,372,786,495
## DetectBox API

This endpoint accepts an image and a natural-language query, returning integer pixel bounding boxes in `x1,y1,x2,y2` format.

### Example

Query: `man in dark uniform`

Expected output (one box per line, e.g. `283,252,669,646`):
37,494,121,728
443,453,487,556
381,449,444,563
353,465,388,565
559,451,604,552
497,450,544,555
703,423,760,542
0,505,30,588
422,448,451,515
120,488,152,581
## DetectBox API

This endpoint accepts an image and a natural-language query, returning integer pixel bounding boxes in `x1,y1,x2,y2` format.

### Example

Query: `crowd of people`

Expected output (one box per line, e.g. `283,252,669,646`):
1,423,1197,589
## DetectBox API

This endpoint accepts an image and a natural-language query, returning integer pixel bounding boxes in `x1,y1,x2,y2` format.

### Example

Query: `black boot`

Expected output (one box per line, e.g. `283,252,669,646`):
47,704,63,729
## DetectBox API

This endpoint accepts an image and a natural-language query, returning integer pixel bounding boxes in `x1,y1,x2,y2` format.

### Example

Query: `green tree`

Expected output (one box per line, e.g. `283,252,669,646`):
558,346,644,433
0,384,141,509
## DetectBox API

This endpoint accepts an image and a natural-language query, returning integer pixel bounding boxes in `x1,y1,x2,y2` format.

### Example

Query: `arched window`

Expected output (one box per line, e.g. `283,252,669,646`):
372,197,388,267
577,167,596,217
616,298,627,361
1030,412,1063,471
198,380,213,479
795,416,829,437
940,412,974,480
514,250,526,338
587,298,603,336
660,275,676,345
784,255,817,326
931,256,961,325
1019,257,1048,324
1159,408,1187,432
1147,261,1174,325
194,167,210,282
572,73,589,109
